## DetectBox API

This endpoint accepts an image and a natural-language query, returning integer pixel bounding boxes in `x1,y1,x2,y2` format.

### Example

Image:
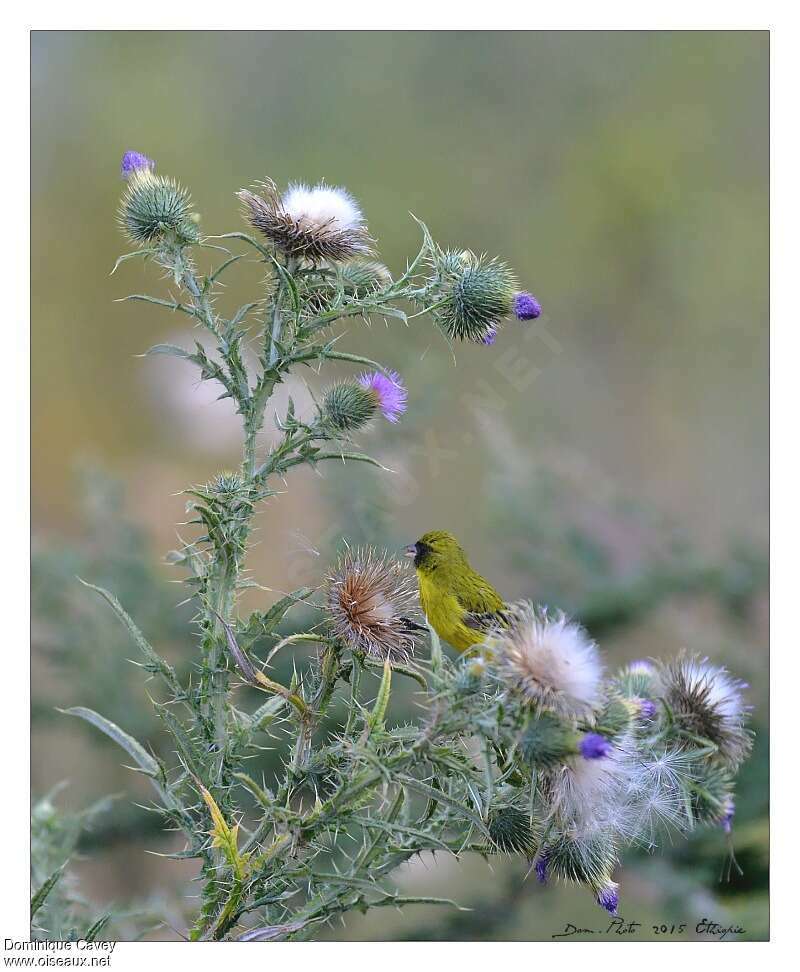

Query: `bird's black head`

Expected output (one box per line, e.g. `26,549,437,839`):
404,531,465,574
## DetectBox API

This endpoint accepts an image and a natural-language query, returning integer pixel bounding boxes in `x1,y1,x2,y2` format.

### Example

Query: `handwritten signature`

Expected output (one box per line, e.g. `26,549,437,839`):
552,917,746,940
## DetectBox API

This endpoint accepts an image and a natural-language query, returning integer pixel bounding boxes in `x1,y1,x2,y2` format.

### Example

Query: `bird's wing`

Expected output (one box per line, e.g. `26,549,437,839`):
462,606,508,633
399,616,427,633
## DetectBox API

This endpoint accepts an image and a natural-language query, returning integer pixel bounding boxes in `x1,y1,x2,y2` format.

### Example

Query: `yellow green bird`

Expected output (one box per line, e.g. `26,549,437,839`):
404,530,506,652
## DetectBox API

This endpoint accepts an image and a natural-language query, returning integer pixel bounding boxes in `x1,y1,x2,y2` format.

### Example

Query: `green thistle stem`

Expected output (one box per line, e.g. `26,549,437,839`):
345,654,363,735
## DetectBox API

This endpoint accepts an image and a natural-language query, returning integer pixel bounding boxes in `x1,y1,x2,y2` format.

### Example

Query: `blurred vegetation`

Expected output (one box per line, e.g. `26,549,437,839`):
31,30,767,940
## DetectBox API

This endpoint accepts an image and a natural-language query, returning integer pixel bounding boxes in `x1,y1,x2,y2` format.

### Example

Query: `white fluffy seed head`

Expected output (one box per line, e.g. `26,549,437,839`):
546,739,691,849
492,603,604,718
239,179,372,262
282,183,365,233
692,661,745,721
550,738,632,832
656,654,751,766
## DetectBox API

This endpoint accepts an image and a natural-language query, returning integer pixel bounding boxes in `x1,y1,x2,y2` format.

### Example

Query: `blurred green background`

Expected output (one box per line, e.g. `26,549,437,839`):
31,31,768,941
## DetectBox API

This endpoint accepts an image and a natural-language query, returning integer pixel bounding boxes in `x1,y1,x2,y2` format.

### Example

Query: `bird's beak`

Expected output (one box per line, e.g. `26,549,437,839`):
403,544,416,559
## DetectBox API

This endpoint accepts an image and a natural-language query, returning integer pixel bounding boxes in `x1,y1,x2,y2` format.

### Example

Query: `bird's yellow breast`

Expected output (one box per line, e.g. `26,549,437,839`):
418,573,485,653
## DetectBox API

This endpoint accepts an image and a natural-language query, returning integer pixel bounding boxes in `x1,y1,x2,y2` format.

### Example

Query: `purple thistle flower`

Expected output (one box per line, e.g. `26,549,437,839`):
357,370,407,423
121,151,155,178
638,698,657,719
721,798,735,834
597,885,619,914
579,733,612,760
480,326,498,346
534,853,549,885
513,291,542,321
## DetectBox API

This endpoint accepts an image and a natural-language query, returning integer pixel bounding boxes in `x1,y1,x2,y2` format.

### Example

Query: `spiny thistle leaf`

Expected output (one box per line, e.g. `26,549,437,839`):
77,579,182,695
61,707,159,778
84,914,112,942
198,784,250,882
31,864,65,918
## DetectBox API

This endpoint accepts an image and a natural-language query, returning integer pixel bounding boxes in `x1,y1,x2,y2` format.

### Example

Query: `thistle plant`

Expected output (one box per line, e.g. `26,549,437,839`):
61,151,752,941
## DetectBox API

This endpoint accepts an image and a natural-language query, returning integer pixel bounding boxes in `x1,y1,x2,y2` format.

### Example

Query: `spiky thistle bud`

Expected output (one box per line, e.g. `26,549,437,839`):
615,659,657,699
336,259,392,295
519,712,577,769
118,169,199,246
429,250,517,343
298,750,339,797
688,762,736,826
594,696,636,740
321,382,379,433
304,259,392,315
540,833,620,911
488,806,537,857
454,655,487,694
208,471,245,496
238,180,373,263
322,371,406,433
324,547,422,663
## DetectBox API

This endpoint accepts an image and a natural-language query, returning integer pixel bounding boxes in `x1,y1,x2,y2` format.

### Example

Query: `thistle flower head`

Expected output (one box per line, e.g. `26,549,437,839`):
721,796,735,834
324,547,422,662
579,733,613,760
534,852,549,884
321,371,405,433
430,251,517,343
636,697,657,720
238,179,373,263
513,291,542,320
121,150,155,178
656,655,751,766
118,170,198,246
357,370,407,423
490,603,603,718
